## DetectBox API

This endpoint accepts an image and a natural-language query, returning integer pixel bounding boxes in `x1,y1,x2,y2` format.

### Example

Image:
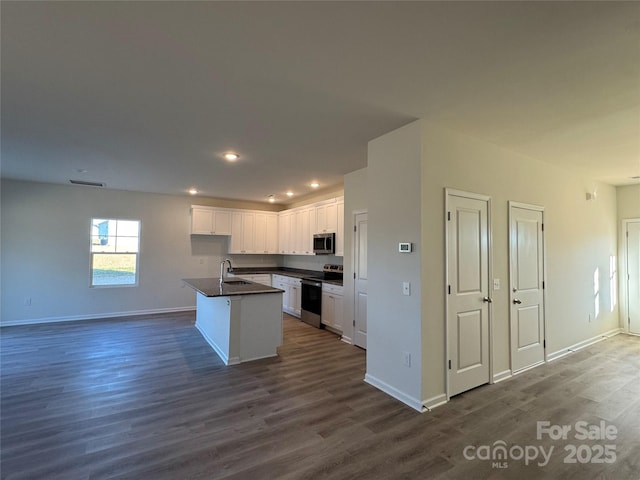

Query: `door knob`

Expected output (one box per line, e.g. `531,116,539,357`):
513,299,522,304
483,296,492,303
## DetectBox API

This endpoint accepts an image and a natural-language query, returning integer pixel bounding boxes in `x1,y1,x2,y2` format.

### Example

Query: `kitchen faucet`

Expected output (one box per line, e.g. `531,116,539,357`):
219,258,233,285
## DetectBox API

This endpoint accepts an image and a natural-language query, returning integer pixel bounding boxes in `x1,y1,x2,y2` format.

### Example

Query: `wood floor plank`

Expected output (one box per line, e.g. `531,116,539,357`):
2,312,639,479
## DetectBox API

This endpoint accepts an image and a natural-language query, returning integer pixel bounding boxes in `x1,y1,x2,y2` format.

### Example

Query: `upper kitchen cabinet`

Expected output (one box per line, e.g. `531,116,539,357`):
254,212,279,254
314,199,338,234
229,211,255,253
229,210,278,254
278,210,292,254
191,206,232,235
277,196,344,256
336,197,344,257
292,207,314,255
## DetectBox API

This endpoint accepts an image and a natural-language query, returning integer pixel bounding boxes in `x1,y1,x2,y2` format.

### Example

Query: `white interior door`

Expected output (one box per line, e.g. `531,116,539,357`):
627,220,640,334
509,203,546,372
354,212,368,349
447,191,490,397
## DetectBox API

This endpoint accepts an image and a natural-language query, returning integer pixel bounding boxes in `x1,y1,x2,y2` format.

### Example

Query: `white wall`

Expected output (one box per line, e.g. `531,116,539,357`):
420,122,619,401
0,180,279,325
342,167,368,344
617,184,640,332
366,122,424,410
365,120,619,410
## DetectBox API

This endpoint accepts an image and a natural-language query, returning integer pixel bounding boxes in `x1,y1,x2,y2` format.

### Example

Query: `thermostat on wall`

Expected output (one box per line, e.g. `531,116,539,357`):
399,242,412,253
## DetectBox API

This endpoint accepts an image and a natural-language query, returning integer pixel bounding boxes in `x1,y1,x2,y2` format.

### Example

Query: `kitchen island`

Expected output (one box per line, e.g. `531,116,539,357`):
182,278,284,365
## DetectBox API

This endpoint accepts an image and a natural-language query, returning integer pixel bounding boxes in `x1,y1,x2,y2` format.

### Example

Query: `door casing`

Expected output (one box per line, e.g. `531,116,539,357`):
353,210,368,349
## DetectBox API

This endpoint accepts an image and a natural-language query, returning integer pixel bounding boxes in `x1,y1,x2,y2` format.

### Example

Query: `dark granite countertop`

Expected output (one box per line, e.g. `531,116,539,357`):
230,267,343,286
182,278,284,297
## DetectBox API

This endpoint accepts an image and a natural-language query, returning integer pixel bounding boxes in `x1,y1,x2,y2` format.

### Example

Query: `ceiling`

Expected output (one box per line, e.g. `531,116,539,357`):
2,2,639,204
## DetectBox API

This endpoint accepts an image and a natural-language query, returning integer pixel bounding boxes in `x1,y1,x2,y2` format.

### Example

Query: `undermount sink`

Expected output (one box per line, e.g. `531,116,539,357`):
223,280,252,285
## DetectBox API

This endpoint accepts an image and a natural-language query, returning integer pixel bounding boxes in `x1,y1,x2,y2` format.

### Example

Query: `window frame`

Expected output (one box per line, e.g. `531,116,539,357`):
89,218,141,288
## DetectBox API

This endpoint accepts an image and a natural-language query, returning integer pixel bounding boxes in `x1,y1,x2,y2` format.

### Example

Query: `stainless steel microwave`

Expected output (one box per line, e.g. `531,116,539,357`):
313,233,335,255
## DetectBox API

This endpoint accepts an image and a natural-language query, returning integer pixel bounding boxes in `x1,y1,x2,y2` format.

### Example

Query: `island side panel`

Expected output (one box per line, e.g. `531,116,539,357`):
237,292,283,362
194,293,237,365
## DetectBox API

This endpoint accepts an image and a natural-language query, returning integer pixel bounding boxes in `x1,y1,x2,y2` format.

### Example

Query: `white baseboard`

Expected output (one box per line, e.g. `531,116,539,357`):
364,373,424,413
195,322,238,365
1,306,196,327
422,394,448,411
493,369,513,383
340,335,353,345
547,328,622,362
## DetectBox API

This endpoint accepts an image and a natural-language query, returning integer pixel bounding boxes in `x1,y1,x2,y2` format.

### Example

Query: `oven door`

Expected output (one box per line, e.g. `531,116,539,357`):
301,279,322,328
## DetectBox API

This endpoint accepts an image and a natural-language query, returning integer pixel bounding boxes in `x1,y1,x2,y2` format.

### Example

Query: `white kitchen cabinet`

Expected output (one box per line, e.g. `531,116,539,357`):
335,197,344,257
290,207,314,255
272,275,290,311
298,207,314,255
321,283,344,332
229,212,255,253
290,209,301,254
191,206,232,235
314,199,338,234
272,274,301,317
276,196,343,256
278,211,292,254
288,280,301,317
254,213,279,254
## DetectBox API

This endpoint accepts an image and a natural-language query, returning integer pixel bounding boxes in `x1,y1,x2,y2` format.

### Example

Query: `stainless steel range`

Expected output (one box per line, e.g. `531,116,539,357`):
300,264,343,328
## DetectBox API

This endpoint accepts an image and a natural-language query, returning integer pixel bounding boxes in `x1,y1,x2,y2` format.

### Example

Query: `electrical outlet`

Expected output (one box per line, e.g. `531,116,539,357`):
402,282,411,296
402,351,411,367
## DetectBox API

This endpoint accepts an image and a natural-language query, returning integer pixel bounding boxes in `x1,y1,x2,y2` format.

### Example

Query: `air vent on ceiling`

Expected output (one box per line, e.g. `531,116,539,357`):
69,179,105,187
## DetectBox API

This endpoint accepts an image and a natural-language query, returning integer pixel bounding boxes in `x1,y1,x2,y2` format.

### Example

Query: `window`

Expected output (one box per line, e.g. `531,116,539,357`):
90,218,140,287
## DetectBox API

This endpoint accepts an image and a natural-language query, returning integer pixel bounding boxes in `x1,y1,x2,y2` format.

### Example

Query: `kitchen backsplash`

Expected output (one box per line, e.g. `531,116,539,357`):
280,255,343,271
190,235,342,274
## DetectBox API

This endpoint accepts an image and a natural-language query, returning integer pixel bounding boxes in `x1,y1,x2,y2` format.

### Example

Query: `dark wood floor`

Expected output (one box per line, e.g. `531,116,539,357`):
1,313,639,480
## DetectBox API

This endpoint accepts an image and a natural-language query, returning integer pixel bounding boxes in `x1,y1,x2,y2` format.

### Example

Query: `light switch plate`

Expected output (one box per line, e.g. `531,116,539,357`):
403,281,411,296
493,278,501,290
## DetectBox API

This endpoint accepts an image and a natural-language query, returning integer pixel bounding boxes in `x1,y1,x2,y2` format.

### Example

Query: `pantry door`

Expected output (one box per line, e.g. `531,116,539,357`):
509,202,546,372
446,190,491,397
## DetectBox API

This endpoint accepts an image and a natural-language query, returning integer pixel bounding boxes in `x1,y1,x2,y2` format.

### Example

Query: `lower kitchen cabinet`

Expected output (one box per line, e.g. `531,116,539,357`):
272,274,301,318
321,283,343,332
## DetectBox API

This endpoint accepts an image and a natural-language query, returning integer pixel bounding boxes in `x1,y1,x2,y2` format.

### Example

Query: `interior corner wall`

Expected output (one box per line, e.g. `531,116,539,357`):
367,121,424,410
420,123,619,401
0,179,277,325
616,184,640,332
342,167,368,344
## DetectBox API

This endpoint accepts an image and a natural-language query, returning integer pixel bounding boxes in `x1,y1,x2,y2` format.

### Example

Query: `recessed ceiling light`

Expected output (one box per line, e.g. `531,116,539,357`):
286,191,294,197
188,188,198,195
310,182,319,188
267,194,276,203
223,152,239,161
75,168,88,173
